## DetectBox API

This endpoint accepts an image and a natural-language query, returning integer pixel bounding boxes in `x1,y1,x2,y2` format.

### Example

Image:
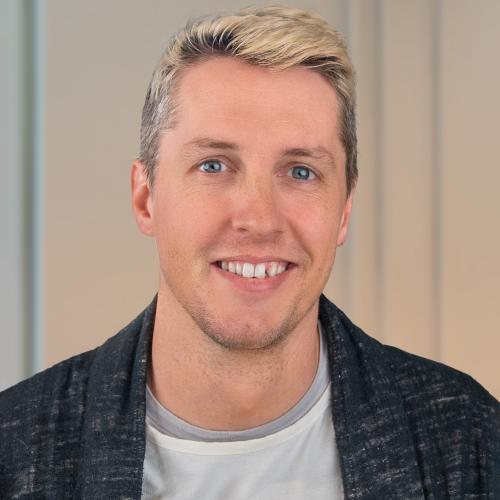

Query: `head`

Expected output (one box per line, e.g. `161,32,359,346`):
132,5,357,352
139,5,357,196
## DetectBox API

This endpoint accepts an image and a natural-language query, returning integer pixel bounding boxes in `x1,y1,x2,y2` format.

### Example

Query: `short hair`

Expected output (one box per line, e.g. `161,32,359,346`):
140,5,357,194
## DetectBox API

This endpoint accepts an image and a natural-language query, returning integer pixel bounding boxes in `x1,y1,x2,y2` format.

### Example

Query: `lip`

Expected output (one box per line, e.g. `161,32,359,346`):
211,261,296,293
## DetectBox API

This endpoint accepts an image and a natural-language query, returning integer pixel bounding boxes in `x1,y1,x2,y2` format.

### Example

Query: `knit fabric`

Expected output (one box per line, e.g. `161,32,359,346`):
0,295,499,498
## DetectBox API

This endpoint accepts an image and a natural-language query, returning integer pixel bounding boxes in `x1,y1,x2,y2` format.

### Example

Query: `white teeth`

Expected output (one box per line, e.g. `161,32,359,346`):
219,260,290,279
242,262,255,278
267,262,278,277
254,263,266,278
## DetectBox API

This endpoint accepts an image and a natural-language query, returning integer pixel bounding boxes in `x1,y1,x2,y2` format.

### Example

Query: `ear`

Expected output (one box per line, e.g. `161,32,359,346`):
131,160,154,236
336,190,355,246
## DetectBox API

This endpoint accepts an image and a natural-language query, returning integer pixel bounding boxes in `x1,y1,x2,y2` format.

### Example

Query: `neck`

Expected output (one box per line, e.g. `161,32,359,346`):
149,290,320,431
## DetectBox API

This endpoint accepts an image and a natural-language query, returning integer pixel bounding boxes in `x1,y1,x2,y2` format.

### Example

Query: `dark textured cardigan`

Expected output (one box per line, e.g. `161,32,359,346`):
1,295,499,499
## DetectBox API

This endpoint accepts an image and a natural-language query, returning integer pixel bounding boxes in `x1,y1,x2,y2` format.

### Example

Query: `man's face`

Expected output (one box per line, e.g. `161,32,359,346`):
135,56,353,350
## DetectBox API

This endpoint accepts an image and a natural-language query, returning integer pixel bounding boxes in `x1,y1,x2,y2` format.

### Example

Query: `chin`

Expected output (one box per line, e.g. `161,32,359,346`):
208,327,289,351
191,308,300,351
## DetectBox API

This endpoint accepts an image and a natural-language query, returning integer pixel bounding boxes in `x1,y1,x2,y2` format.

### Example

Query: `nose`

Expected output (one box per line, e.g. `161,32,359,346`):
230,175,284,238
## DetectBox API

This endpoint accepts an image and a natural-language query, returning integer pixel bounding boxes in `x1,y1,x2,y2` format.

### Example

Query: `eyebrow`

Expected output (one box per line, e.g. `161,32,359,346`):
282,147,337,168
181,137,337,168
182,138,240,154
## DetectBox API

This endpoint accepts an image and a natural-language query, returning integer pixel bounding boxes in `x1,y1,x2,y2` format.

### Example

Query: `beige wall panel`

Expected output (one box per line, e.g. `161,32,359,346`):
330,0,382,338
43,0,349,367
440,0,500,398
44,1,159,367
377,0,436,357
314,0,353,314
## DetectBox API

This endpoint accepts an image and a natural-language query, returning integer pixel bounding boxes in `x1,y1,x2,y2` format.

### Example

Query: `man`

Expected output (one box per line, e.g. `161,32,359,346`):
1,5,499,499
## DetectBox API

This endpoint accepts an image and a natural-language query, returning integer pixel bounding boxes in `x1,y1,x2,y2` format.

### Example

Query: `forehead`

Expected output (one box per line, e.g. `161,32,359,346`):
169,57,342,154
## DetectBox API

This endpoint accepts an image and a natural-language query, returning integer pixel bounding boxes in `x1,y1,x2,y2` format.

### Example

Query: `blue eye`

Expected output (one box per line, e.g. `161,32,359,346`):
199,160,227,173
288,165,316,181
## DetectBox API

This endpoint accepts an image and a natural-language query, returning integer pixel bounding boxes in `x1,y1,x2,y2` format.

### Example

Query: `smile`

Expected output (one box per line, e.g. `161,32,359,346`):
216,260,290,279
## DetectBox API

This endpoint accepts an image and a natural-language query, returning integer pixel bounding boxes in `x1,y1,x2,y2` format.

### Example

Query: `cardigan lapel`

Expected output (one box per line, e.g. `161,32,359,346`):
74,297,156,499
319,295,426,499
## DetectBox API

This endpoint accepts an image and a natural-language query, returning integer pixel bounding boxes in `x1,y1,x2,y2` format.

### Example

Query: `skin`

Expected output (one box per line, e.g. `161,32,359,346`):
131,56,354,430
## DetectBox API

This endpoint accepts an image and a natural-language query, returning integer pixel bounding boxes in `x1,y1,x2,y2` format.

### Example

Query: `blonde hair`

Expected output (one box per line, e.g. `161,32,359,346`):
140,5,357,193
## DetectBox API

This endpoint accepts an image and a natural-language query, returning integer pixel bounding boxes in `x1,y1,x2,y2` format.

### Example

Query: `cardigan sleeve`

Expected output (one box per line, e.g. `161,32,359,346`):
461,374,500,496
384,344,500,497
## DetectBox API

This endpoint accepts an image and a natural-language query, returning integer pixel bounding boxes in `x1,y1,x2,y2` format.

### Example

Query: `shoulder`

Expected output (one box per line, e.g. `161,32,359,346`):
0,315,135,427
381,344,500,491
338,303,500,489
322,295,500,491
321,295,499,418
0,302,151,496
383,342,498,405
0,299,151,425
0,309,145,437
340,302,500,430
0,346,96,417
381,343,499,429
0,348,97,495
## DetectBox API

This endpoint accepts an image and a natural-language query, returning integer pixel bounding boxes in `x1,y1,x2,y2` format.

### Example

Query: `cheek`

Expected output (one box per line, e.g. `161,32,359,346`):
284,195,340,251
152,187,228,252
